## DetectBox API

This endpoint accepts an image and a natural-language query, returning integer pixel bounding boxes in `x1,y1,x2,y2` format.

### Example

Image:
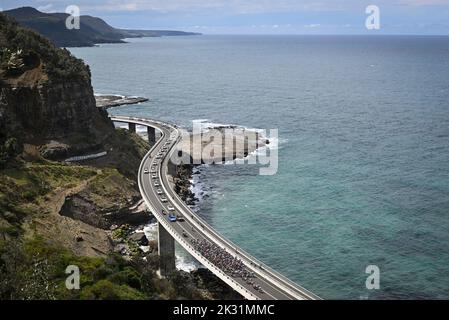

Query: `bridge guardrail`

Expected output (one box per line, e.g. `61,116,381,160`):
111,115,320,300
162,131,320,300
131,123,258,299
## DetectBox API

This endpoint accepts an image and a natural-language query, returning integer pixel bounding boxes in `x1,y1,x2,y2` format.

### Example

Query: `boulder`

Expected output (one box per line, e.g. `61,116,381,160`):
128,232,149,246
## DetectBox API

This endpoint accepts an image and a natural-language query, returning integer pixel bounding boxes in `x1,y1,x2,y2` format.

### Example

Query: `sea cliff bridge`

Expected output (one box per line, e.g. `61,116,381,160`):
110,115,320,300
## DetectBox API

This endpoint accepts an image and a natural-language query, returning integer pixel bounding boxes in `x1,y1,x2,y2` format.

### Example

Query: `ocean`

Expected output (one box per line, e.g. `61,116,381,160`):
70,35,449,299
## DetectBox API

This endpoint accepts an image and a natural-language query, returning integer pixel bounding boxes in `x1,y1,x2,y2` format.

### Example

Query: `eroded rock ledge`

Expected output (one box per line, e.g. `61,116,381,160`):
95,94,149,109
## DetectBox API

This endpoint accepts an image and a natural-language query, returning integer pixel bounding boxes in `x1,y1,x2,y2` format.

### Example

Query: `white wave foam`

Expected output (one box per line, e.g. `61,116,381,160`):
190,169,210,203
190,119,243,134
95,93,126,99
137,222,202,271
176,253,202,272
141,222,158,241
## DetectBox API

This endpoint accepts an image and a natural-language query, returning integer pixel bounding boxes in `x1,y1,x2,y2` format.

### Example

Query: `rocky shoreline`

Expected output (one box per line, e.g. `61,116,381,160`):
174,164,199,206
95,94,149,109
174,125,270,204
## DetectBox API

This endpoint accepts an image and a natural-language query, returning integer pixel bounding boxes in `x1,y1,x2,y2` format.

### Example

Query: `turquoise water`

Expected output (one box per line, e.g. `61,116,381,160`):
70,35,449,299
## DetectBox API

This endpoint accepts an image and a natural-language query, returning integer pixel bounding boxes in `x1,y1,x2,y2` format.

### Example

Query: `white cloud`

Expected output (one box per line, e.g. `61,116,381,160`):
37,3,54,12
87,0,449,13
396,0,449,5
13,0,449,14
304,24,321,28
78,0,345,13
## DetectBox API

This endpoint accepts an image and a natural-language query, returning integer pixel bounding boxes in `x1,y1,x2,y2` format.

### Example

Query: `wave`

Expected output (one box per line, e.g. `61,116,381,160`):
176,251,203,272
95,93,126,99
191,119,242,133
138,221,203,271
190,168,210,203
192,119,288,148
137,222,158,253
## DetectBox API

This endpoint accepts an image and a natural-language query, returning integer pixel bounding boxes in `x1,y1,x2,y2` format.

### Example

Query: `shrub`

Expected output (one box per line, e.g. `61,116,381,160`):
0,137,22,168
107,266,141,290
0,13,91,82
22,190,36,201
80,280,146,300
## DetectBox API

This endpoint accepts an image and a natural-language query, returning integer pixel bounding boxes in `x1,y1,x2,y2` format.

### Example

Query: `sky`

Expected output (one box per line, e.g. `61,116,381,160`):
1,0,449,34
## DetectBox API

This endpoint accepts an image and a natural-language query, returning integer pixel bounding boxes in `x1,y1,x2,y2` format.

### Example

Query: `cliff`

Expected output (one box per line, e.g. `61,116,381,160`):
0,12,152,298
0,13,115,160
0,13,234,301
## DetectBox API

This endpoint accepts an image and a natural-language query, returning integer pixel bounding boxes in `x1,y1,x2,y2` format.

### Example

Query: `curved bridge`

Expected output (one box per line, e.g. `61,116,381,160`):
110,115,320,300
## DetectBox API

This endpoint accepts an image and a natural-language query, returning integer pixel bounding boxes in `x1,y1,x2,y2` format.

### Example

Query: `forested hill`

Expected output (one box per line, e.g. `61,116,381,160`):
3,7,201,47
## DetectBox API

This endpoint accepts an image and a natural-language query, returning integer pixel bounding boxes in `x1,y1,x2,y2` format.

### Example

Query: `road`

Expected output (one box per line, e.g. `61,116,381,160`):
110,115,320,300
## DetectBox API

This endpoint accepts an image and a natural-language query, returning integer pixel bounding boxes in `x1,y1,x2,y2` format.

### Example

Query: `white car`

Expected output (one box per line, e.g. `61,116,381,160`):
167,205,175,211
157,189,163,195
160,197,168,203
151,174,158,179
143,168,149,174
154,181,160,187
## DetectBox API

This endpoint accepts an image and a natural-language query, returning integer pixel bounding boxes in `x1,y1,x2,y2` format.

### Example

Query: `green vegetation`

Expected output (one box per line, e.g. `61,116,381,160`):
0,156,211,300
0,48,25,74
0,237,205,300
0,160,97,229
0,138,22,169
85,168,136,208
112,224,132,241
114,128,150,157
0,10,212,302
0,12,90,81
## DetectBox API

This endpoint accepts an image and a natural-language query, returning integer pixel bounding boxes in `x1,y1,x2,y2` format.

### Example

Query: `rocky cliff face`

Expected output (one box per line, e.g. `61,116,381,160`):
0,79,114,158
0,12,152,254
0,13,114,159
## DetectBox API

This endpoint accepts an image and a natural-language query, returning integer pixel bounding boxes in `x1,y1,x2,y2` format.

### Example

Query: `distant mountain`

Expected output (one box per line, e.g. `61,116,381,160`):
3,7,201,47
118,29,202,38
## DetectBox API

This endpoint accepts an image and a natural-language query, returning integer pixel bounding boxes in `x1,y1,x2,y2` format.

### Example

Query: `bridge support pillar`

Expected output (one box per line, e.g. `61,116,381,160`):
158,222,175,277
128,123,136,133
167,160,178,177
147,126,156,145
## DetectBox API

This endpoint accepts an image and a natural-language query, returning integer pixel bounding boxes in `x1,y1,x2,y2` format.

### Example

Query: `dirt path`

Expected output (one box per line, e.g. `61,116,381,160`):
23,169,113,257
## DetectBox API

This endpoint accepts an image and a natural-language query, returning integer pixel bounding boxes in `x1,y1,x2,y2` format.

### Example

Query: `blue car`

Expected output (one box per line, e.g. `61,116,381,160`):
169,214,177,222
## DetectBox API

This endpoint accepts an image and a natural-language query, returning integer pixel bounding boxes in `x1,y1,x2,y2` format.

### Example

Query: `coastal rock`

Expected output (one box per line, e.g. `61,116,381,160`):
95,94,149,109
178,127,268,165
191,268,243,300
128,232,149,246
60,194,152,230
174,164,198,204
114,243,128,255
